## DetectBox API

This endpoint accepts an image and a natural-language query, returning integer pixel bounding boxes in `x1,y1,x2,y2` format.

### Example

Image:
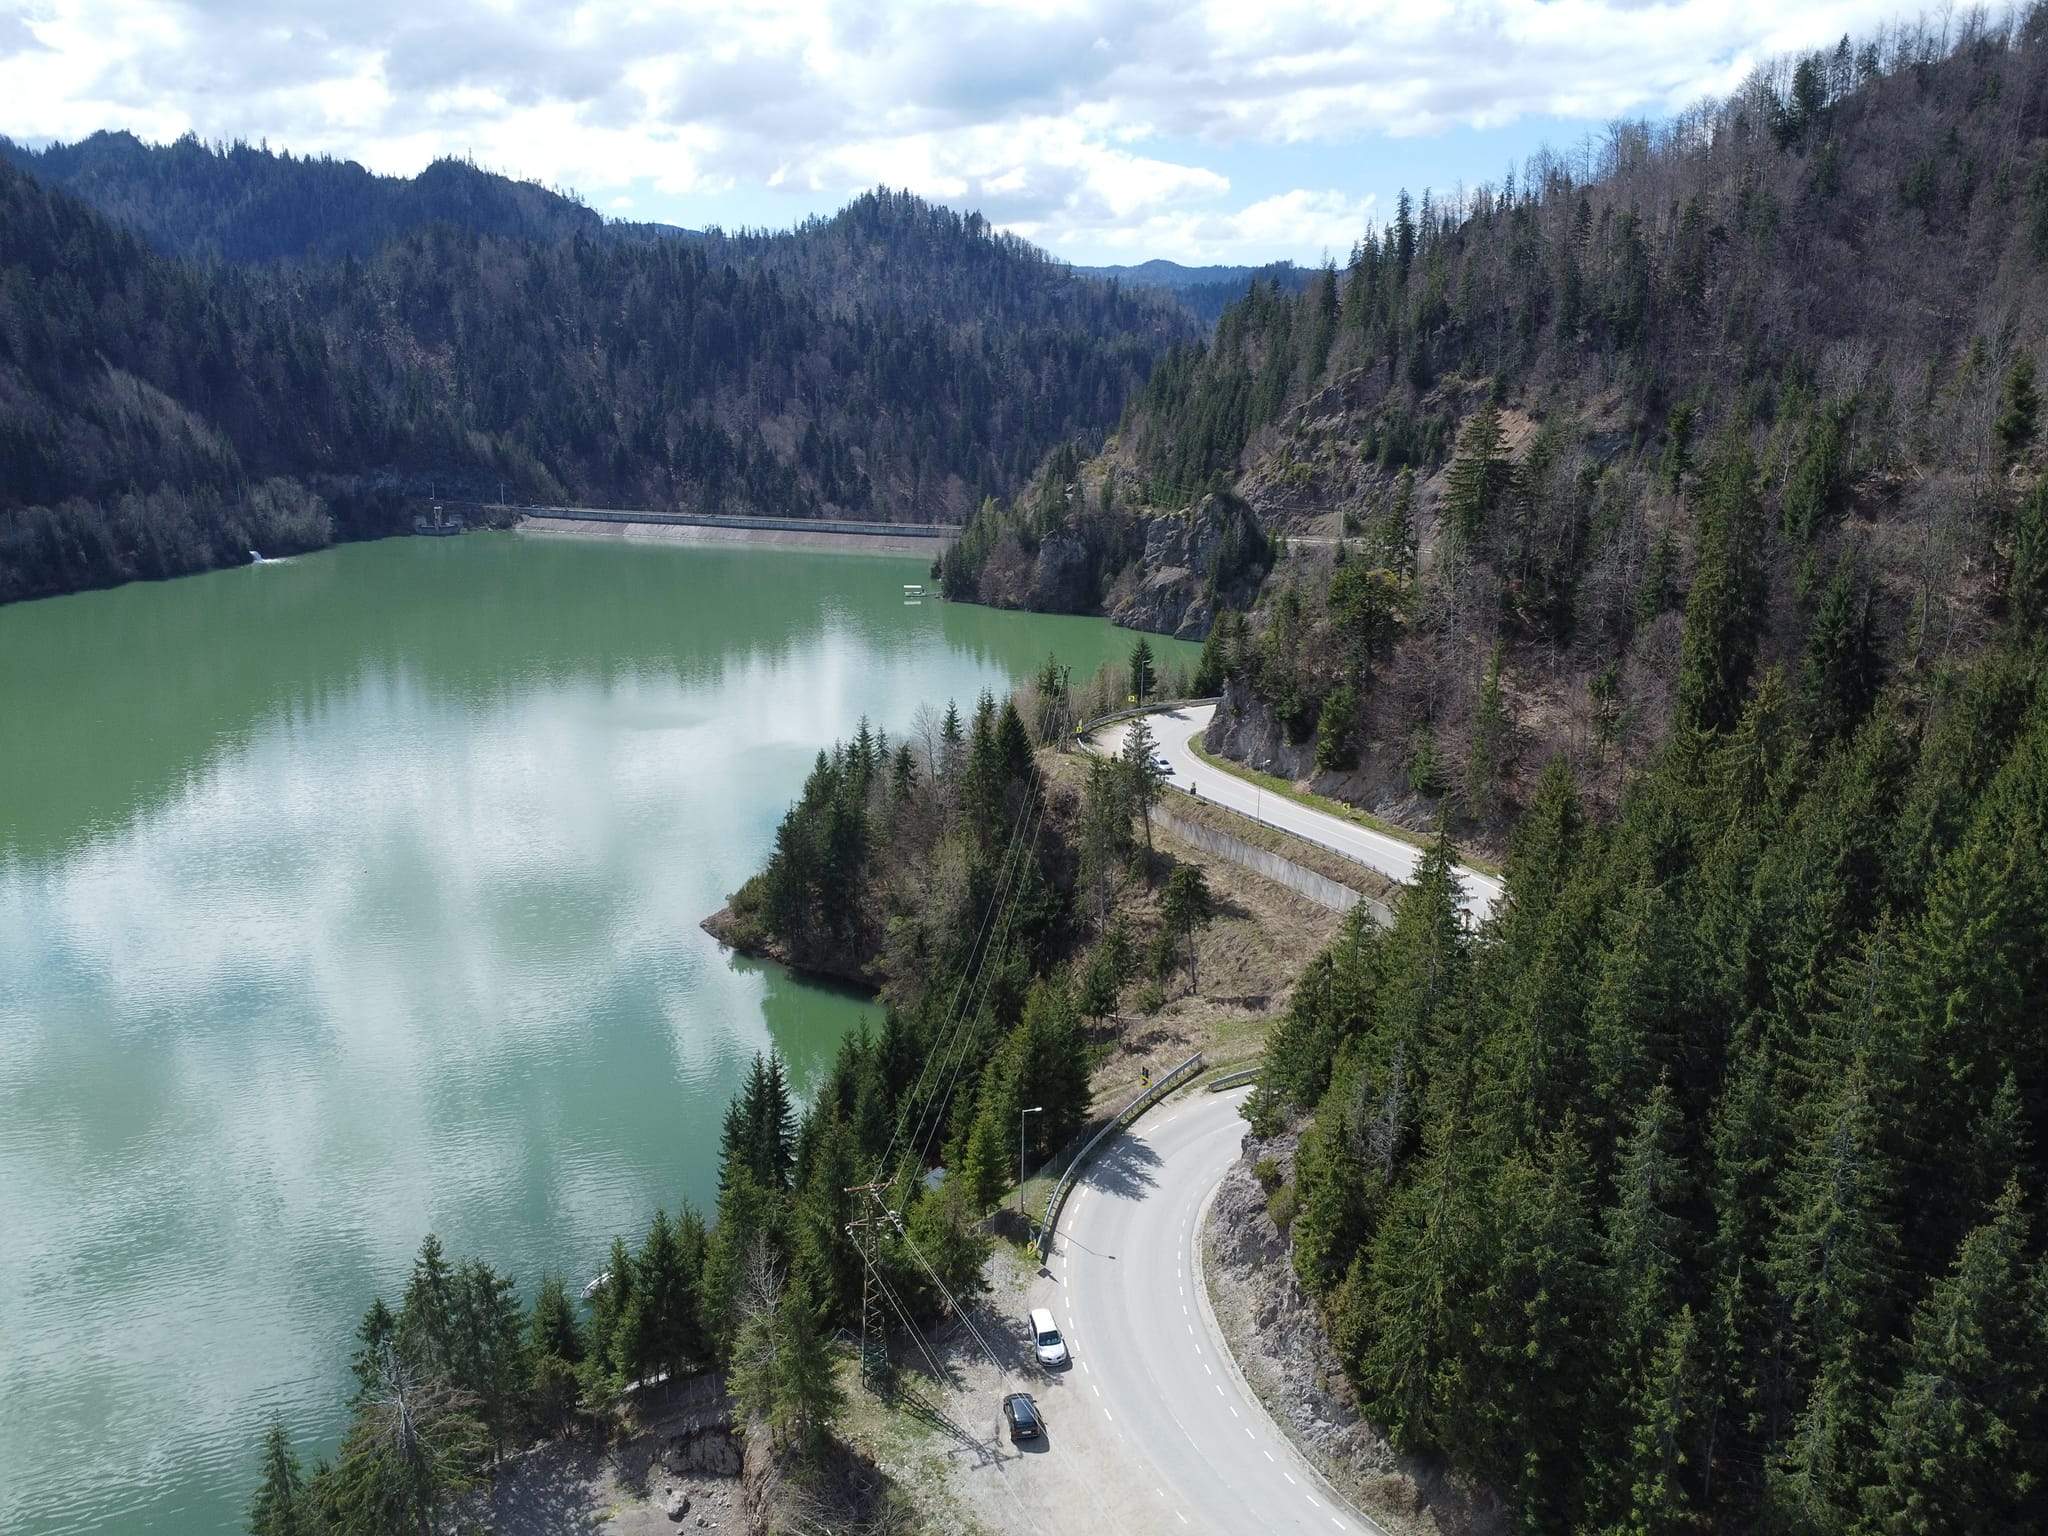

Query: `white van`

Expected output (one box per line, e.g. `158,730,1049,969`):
1029,1307,1069,1368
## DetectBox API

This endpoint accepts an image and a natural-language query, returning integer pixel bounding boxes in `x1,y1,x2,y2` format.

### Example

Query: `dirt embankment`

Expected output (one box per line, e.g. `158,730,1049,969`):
1203,1129,1503,1536
483,1376,747,1534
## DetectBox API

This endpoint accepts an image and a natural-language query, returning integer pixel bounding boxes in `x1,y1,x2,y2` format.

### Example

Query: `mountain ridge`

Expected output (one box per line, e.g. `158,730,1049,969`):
0,156,1190,604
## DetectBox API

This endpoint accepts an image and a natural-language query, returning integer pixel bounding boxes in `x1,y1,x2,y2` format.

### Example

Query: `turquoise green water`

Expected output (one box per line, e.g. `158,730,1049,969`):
0,533,1195,1535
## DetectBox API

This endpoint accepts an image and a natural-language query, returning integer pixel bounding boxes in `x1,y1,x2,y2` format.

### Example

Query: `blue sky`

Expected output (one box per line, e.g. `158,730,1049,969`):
1,1,1915,266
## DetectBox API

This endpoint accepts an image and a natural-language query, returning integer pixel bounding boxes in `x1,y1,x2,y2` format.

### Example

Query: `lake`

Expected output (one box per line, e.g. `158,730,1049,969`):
0,532,1194,1535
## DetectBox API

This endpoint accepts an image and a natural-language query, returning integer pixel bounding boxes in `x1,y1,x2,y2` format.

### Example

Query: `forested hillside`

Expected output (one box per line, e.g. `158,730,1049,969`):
0,131,623,264
1249,641,2048,1534
947,12,2048,843
0,152,1186,605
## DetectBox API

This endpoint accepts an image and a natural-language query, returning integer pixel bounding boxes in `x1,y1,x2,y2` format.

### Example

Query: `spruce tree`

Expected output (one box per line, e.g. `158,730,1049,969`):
1865,1182,2048,1535
1129,636,1156,703
2012,479,2048,637
397,1234,456,1374
1800,555,1882,745
248,1418,307,1536
1996,354,2038,465
1443,403,1515,548
1676,446,1762,735
1612,1306,1706,1536
1160,863,1216,991
1120,717,1166,863
1602,1082,1690,1392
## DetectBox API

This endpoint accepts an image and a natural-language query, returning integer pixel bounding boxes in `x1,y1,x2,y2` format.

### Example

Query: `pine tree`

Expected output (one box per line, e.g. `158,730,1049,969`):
1120,717,1166,863
754,1053,797,1192
2010,479,2048,637
1360,1105,1484,1448
1193,613,1234,695
1160,863,1216,991
587,1234,635,1380
1443,403,1515,547
1586,879,1685,1131
528,1274,584,1435
960,1091,1010,1213
351,1297,398,1398
1129,635,1156,703
1996,354,2038,465
1466,646,1512,811
529,1274,584,1365
1865,1182,2048,1535
1676,446,1762,735
770,1274,845,1458
1471,1128,1603,1526
397,1234,456,1373
248,1418,307,1536
1763,1069,1898,1521
1801,555,1882,745
1612,1306,1707,1536
1603,1082,1690,1390
630,1208,703,1388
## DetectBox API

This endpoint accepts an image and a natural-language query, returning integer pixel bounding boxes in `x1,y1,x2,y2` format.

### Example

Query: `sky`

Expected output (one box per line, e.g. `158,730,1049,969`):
0,0,1917,266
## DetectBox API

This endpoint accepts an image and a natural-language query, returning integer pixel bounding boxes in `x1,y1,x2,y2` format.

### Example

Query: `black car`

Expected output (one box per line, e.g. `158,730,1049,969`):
1002,1392,1042,1442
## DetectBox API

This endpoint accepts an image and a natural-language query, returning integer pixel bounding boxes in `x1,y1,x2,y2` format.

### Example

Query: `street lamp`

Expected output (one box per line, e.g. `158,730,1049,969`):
1019,1106,1043,1217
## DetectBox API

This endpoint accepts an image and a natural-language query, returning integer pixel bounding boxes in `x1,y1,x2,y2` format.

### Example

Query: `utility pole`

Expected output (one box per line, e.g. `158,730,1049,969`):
1019,1106,1042,1219
844,1181,893,1393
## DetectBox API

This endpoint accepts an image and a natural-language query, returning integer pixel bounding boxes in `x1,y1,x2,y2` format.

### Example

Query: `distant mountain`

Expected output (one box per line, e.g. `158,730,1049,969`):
0,155,1190,604
1077,258,1312,325
1074,258,1296,290
0,131,688,265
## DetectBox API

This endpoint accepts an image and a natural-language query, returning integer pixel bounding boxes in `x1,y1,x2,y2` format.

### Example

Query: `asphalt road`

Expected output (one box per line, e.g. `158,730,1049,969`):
1097,703,1503,923
1038,1088,1382,1536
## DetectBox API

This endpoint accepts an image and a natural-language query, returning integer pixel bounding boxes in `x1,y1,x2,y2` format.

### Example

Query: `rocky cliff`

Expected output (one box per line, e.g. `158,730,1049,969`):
958,488,1271,640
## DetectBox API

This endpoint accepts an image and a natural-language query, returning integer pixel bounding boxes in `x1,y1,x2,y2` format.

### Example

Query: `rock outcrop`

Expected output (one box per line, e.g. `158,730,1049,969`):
1100,493,1269,640
1202,676,1312,778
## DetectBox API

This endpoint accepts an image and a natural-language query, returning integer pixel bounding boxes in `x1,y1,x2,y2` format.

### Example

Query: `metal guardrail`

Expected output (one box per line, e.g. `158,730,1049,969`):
1037,1051,1204,1260
1205,1067,1260,1092
1071,697,1223,742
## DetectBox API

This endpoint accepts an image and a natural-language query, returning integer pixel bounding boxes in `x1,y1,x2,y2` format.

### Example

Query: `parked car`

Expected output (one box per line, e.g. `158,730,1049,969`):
1003,1392,1042,1442
1029,1307,1069,1368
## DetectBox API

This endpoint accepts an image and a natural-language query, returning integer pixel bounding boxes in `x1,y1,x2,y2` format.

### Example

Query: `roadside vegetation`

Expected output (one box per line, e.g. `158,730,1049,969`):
1249,633,2048,1533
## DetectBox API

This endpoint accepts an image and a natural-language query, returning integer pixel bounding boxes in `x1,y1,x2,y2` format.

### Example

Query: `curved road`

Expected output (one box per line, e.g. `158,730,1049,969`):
1034,1087,1381,1535
1096,703,1502,923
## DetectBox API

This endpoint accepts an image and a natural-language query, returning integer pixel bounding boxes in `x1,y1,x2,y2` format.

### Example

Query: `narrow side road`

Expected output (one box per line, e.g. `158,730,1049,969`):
1096,704,1502,922
1032,1089,1384,1536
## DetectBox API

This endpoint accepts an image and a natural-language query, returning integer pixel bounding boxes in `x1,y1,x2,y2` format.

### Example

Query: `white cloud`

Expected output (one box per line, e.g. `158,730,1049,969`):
0,0,1912,262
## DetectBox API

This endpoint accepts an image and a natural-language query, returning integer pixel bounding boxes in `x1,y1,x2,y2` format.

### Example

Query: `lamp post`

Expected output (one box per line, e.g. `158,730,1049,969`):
1019,1106,1043,1217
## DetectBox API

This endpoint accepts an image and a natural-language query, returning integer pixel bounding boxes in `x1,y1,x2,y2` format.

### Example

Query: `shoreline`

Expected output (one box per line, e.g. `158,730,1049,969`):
700,905,878,993
518,514,949,557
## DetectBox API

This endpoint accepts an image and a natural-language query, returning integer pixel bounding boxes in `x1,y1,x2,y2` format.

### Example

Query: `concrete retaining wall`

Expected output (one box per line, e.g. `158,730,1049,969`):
1153,806,1395,927
521,506,959,539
